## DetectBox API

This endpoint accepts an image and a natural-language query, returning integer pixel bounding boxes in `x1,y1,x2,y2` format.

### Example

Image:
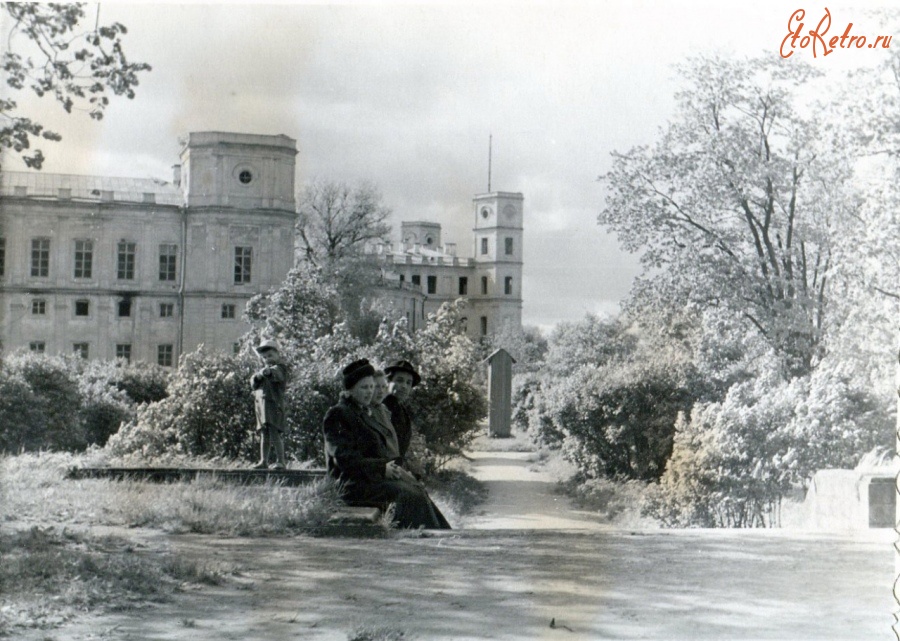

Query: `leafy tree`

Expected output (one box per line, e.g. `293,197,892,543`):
544,314,636,377
2,3,151,168
601,54,856,377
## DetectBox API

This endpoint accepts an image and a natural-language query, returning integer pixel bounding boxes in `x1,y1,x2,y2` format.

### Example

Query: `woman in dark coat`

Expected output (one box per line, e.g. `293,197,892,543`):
322,359,450,529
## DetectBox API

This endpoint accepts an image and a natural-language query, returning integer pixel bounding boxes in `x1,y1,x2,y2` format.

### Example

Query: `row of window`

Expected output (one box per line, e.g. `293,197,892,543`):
400,274,514,296
0,238,253,285
29,341,175,366
480,237,515,256
27,299,240,320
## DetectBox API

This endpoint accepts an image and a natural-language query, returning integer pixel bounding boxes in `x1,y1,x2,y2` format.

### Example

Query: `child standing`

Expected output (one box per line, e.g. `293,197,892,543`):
251,339,288,470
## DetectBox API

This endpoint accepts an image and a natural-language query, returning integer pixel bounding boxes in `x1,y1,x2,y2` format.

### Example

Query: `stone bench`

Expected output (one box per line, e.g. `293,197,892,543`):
66,466,385,526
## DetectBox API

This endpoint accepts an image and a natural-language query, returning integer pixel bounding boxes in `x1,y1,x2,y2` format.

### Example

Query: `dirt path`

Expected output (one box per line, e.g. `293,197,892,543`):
12,447,896,641
461,450,611,530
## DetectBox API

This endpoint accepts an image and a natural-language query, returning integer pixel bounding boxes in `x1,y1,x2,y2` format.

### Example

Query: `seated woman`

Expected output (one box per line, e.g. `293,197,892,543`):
322,358,451,529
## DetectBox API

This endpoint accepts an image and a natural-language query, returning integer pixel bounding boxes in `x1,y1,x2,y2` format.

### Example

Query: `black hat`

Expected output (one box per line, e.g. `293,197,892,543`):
384,359,421,387
254,339,280,354
342,358,376,390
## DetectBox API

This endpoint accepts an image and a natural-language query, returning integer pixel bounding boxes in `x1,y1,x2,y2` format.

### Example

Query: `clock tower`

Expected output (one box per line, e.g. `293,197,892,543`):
472,191,523,339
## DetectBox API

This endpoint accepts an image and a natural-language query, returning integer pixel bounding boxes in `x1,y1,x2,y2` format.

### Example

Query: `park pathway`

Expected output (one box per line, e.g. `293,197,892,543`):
460,449,612,530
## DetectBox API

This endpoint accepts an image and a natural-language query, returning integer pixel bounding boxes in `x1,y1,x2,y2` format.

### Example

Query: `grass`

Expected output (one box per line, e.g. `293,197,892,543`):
426,468,489,519
0,451,346,636
559,475,659,528
0,525,226,636
0,452,343,536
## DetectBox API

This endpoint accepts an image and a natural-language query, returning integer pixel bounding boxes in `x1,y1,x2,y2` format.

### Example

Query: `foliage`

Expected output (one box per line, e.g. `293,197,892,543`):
544,355,703,481
644,360,892,528
245,263,342,350
544,314,636,376
3,352,85,452
293,180,397,343
600,54,856,377
2,3,151,168
106,348,257,459
0,367,44,453
393,301,488,467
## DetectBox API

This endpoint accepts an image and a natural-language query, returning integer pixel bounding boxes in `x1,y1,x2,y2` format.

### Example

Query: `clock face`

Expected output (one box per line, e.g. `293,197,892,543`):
503,204,517,218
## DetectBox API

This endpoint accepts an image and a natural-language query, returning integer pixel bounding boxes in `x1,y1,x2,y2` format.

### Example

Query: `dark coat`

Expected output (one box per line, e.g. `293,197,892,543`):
323,396,398,492
251,363,287,432
323,396,451,529
383,394,412,459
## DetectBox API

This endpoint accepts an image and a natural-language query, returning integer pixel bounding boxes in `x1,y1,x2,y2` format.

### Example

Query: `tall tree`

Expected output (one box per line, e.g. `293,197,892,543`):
295,180,392,265
1,3,151,169
600,54,855,377
294,179,394,343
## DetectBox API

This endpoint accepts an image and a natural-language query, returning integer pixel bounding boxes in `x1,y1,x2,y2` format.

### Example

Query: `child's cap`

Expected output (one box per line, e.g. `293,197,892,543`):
254,339,281,354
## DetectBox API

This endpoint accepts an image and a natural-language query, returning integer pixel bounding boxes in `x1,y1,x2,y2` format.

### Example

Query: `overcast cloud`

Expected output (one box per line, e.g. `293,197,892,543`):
5,1,893,329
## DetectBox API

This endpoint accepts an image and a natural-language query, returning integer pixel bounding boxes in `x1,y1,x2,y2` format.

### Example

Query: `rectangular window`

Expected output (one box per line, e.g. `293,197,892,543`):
0,237,6,277
117,298,132,317
399,274,405,284
481,276,488,295
480,238,488,255
234,246,252,284
221,303,236,319
233,343,241,355
75,300,89,317
117,242,136,280
505,237,514,255
31,238,50,277
29,341,46,353
74,240,93,279
159,244,177,281
427,275,437,294
480,316,488,336
458,277,468,296
158,344,174,367
411,274,421,287
505,276,513,295
73,343,89,359
115,343,132,362
160,302,174,318
31,299,46,315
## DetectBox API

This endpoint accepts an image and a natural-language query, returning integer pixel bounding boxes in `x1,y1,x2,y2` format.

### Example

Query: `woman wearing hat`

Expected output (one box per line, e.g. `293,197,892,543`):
323,358,450,529
382,359,421,462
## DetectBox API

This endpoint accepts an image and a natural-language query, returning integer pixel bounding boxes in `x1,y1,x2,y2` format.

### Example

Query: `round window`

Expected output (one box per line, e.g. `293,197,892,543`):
238,170,253,184
481,207,490,219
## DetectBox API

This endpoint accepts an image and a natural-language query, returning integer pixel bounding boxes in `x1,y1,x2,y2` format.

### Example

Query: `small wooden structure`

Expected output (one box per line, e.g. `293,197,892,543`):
484,348,516,437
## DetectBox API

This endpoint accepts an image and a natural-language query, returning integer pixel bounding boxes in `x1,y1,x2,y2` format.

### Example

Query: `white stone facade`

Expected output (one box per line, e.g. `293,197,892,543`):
0,132,297,365
371,192,524,342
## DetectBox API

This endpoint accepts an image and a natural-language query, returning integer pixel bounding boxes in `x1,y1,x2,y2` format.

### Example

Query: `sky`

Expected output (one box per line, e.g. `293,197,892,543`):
4,1,896,330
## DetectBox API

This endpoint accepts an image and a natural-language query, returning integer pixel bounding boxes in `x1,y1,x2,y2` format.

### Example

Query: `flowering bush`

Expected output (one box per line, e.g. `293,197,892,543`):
643,360,893,528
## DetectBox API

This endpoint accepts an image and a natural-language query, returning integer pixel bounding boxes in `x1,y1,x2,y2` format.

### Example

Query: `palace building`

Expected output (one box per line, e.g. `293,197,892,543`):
369,192,524,341
0,131,522,364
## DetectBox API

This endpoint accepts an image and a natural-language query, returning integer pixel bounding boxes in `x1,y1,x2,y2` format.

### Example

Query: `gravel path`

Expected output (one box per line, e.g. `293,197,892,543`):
462,450,611,530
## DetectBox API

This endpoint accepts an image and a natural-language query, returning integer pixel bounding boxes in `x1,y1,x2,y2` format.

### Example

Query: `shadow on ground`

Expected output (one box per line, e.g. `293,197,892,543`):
33,528,893,641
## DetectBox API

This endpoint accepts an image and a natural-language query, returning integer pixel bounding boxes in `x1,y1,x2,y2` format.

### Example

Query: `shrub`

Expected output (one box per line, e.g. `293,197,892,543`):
644,359,894,528
106,348,257,460
3,353,85,452
0,368,44,453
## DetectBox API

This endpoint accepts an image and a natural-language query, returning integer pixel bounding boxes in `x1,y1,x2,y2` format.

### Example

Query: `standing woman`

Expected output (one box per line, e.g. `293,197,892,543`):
323,359,450,529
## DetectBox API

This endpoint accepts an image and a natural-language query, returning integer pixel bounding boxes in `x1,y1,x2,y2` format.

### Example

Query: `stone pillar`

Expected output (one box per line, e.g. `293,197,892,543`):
485,348,516,437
